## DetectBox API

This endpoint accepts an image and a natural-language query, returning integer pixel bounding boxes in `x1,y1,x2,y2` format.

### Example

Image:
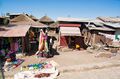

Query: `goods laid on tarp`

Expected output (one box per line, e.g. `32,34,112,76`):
3,58,24,71
14,61,59,79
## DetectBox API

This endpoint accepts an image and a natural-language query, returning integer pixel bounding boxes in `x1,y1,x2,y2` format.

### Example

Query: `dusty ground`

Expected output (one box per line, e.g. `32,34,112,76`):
3,50,120,79
58,66,120,79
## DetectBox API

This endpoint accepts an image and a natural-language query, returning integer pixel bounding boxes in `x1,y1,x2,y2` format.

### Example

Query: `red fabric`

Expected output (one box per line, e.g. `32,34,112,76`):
59,24,81,27
60,36,68,46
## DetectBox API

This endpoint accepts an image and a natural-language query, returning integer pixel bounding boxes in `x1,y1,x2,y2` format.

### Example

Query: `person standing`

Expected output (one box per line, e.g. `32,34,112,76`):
49,37,54,57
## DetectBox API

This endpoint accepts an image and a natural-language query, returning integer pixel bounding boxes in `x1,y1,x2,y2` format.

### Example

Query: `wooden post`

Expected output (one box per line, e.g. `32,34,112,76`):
22,37,25,54
93,31,96,45
0,60,4,79
25,32,29,54
0,38,1,49
58,31,61,46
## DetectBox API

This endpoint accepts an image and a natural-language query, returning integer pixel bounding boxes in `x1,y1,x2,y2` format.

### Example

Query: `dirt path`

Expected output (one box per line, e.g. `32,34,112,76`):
4,50,120,79
58,66,120,79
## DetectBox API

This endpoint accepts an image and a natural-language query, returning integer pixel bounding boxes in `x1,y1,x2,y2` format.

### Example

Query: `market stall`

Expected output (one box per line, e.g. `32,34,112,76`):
14,61,59,79
0,25,30,71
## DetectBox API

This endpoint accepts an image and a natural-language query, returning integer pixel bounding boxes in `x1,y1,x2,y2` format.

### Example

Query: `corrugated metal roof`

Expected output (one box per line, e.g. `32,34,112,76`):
59,24,81,27
97,17,120,23
9,13,22,15
103,23,120,28
86,24,115,31
60,27,81,36
88,27,115,31
0,25,30,37
57,17,87,22
57,17,102,23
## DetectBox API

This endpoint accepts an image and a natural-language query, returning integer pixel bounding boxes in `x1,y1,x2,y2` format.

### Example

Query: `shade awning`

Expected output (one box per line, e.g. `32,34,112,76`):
31,25,48,28
60,27,81,36
0,25,30,37
0,31,6,37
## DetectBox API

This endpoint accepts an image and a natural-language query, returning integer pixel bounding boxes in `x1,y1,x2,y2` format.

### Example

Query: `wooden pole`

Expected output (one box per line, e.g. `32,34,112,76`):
22,37,25,54
0,60,4,79
58,31,61,46
26,32,29,54
93,31,96,45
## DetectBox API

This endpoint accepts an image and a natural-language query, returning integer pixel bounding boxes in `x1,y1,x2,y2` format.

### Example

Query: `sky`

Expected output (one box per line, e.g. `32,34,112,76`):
0,0,120,20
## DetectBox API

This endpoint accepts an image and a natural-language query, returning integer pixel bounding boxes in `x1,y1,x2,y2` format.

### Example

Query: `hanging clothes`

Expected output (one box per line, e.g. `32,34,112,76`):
37,29,50,57
38,29,45,51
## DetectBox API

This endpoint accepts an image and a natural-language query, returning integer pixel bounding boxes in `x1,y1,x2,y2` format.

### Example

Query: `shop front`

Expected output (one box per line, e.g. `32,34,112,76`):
0,25,30,61
59,27,85,50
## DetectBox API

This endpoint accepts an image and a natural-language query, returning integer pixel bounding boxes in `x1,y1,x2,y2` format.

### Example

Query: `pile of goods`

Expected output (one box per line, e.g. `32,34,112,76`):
34,73,51,78
4,59,24,71
14,61,59,79
21,62,53,71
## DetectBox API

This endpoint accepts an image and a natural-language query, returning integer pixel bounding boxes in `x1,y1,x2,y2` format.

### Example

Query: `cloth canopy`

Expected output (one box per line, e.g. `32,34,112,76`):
60,27,81,36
